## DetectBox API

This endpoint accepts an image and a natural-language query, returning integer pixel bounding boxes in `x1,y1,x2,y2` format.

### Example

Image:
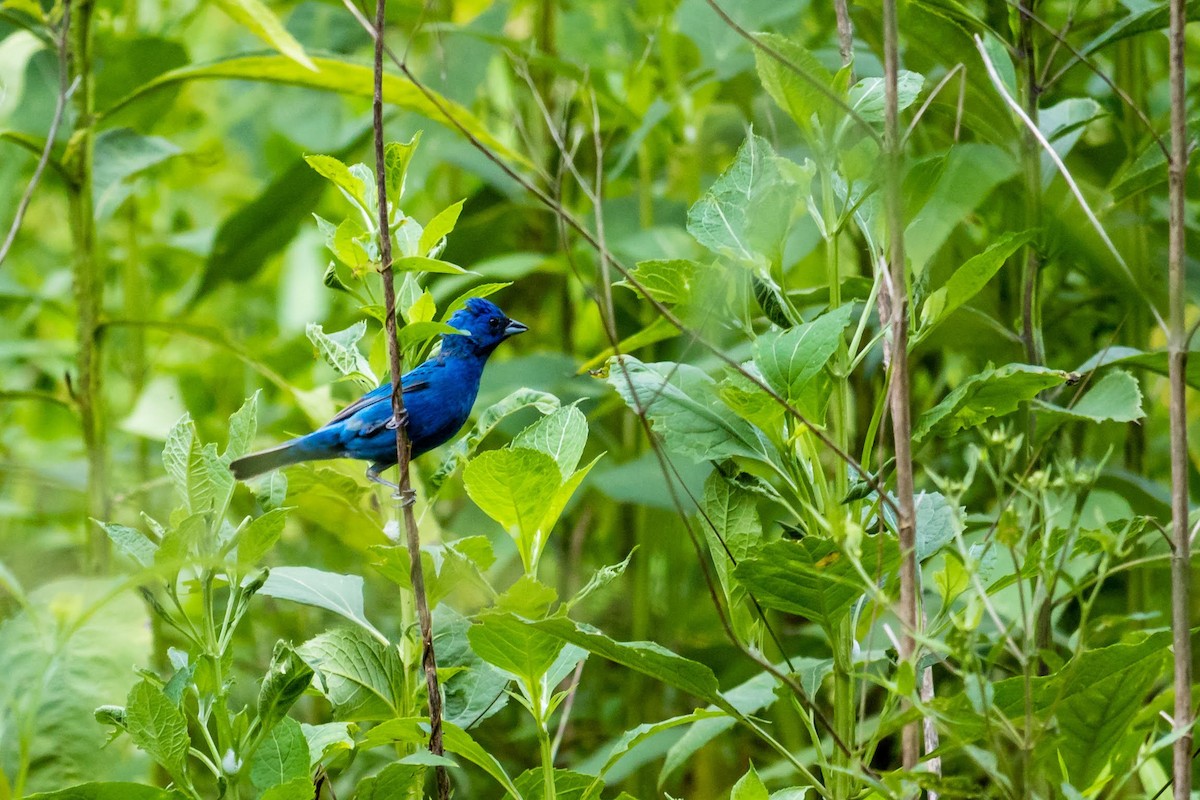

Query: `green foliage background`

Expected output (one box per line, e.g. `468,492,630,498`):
0,0,1198,798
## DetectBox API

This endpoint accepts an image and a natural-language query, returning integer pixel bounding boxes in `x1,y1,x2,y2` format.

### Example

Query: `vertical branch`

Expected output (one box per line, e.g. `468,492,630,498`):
370,3,450,798
1166,0,1190,794
1016,1,1044,367
66,0,108,571
881,0,920,772
834,0,854,75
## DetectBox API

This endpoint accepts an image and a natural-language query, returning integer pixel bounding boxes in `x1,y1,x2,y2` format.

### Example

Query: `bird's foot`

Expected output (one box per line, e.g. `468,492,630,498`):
366,464,399,490
384,408,410,430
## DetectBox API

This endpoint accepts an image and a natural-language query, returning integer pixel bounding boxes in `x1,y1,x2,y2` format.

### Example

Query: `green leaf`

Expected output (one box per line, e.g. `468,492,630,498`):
847,71,924,123
238,507,291,565
212,0,316,70
92,128,182,221
566,549,636,611
615,259,707,305
392,255,469,274
753,32,835,135
1076,345,1200,391
433,605,512,727
754,303,856,424
257,641,315,731
733,536,900,631
24,785,186,800
513,768,594,800
260,566,386,640
443,722,524,798
606,356,768,463
699,472,762,603
587,709,727,788
300,721,356,766
428,388,561,492
355,763,425,800
463,447,563,572
918,231,1034,336
305,154,370,215
96,521,158,568
250,717,310,791
306,322,377,386
125,680,189,778
468,612,565,685
384,134,421,204
297,627,404,720
731,764,770,800
512,404,589,478
258,779,314,800
914,491,962,561
1037,369,1145,424
224,390,260,462
521,616,724,706
913,363,1068,442
418,199,465,257
686,133,802,268
162,413,194,503
370,536,495,609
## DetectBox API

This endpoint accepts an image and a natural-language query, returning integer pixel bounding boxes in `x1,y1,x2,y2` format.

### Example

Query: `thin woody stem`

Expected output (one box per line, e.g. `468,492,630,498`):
371,2,449,798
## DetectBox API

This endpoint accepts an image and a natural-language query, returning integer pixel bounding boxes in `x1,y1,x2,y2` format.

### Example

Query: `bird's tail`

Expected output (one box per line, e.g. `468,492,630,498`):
229,442,310,480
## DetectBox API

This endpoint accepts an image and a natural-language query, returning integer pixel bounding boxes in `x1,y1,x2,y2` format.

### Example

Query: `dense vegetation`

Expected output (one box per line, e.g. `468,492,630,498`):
0,0,1196,798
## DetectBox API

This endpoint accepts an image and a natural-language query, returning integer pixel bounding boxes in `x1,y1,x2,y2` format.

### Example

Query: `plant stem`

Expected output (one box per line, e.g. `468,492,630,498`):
881,0,920,773
1016,0,1044,368
67,0,108,571
371,3,449,797
1166,0,1190,794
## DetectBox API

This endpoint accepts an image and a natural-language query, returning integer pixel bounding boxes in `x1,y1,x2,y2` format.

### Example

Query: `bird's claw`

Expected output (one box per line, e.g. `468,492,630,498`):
365,464,398,490
384,409,410,431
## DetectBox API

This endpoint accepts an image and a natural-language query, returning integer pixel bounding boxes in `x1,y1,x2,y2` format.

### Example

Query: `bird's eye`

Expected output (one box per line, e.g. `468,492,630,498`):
489,317,502,330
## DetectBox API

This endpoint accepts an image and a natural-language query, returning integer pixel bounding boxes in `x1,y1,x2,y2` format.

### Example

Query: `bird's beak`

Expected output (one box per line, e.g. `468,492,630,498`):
504,318,529,337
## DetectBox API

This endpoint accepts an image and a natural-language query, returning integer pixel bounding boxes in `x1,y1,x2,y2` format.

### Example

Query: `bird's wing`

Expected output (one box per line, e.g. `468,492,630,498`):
325,374,432,426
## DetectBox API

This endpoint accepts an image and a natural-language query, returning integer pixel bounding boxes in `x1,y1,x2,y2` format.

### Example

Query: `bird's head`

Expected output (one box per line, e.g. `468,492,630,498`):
441,297,528,357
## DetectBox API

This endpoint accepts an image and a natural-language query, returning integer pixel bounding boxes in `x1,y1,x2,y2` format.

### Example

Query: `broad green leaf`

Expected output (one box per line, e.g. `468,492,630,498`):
433,605,511,727
615,259,707,305
1037,369,1144,424
753,32,834,136
733,536,900,631
305,154,370,215
162,413,193,504
1109,138,1168,205
92,128,182,220
918,231,1034,337
260,566,385,640
513,404,588,478
392,255,468,274
606,356,768,463
521,616,724,706
846,71,924,123
257,642,315,730
495,575,559,619
914,490,962,561
428,388,560,492
306,321,377,386
24,785,186,800
731,764,769,800
238,507,291,565
686,133,802,268
300,721,355,766
104,57,524,166
913,363,1068,442
719,363,785,435
468,612,565,685
96,521,158,568
463,447,562,572
355,763,425,800
1076,345,1200,391
1038,98,1104,188
418,199,465,257
700,472,762,601
584,710,727,793
212,0,316,70
0,580,151,792
576,316,680,374
370,536,495,609
297,627,404,720
250,717,309,791
754,303,855,423
125,680,188,778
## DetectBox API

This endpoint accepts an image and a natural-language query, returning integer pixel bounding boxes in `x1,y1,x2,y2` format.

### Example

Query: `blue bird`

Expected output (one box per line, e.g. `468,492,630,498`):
230,298,527,486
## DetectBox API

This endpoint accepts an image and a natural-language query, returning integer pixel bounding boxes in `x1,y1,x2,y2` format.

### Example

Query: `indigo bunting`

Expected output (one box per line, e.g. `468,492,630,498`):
230,298,527,485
